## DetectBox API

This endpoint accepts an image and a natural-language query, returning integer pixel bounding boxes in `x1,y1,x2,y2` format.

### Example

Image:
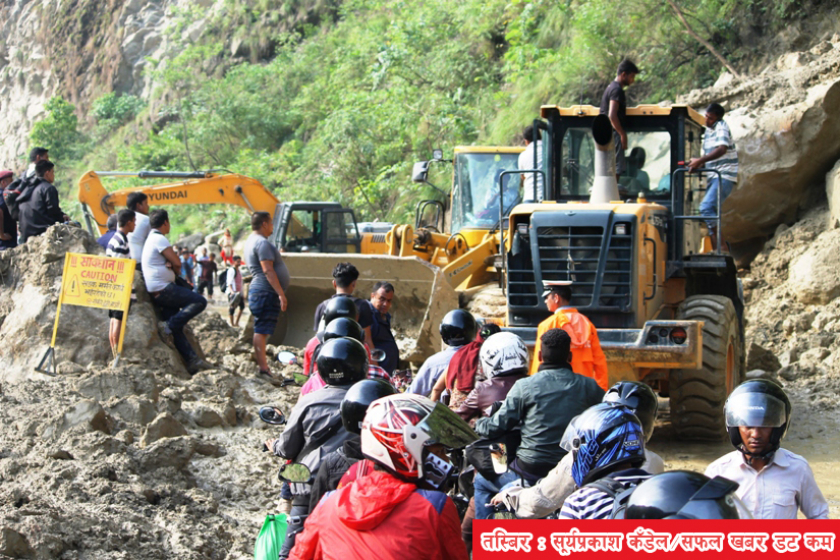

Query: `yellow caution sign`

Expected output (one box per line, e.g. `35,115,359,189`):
39,253,136,375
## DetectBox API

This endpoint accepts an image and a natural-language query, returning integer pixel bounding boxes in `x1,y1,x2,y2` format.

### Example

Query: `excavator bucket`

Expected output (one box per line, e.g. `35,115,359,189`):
273,254,458,364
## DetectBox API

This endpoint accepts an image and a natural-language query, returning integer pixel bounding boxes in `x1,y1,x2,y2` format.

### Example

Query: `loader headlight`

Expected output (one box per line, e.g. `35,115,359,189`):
670,327,688,345
614,224,628,236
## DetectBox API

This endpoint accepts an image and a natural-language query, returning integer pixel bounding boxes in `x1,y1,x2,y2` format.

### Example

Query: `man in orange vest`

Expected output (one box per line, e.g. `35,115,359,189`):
528,282,609,391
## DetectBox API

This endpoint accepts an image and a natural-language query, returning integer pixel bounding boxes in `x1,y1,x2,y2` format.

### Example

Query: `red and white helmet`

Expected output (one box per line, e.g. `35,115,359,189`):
361,394,477,486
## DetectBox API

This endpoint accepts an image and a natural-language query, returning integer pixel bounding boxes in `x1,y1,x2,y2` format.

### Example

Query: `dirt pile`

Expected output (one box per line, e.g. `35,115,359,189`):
0,225,304,559
741,203,840,411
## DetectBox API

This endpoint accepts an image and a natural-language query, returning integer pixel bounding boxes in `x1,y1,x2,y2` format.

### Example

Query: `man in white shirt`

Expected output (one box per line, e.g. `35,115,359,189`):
705,379,828,519
22,147,49,180
518,125,543,202
142,209,211,375
127,191,151,262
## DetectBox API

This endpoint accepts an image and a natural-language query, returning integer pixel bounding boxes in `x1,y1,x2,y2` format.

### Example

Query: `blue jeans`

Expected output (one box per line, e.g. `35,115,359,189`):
699,175,735,230
153,283,207,362
474,470,520,520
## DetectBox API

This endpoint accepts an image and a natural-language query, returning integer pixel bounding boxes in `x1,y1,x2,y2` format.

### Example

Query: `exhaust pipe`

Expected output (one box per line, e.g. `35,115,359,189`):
590,114,620,204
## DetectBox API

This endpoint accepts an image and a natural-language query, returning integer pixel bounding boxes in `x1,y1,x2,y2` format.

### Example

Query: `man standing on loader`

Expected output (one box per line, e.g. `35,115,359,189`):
599,59,640,182
529,282,608,391
688,102,739,248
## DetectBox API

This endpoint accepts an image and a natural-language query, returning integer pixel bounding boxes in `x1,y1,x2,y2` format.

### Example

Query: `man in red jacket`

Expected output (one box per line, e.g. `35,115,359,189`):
290,394,476,560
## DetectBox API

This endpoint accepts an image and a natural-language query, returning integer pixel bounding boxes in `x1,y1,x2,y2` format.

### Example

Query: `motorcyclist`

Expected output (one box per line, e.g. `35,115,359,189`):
473,328,604,516
290,393,476,560
302,316,391,394
266,337,368,558
491,380,664,518
705,379,828,519
302,296,359,379
409,309,476,397
309,379,397,510
559,403,649,519
625,470,749,519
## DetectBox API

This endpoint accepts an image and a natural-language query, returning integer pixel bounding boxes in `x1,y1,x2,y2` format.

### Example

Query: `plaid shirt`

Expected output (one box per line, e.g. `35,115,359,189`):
703,119,739,182
367,364,392,384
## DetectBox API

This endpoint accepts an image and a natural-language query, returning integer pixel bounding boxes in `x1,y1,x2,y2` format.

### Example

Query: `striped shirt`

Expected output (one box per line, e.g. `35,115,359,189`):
106,231,131,260
703,119,738,182
560,469,651,519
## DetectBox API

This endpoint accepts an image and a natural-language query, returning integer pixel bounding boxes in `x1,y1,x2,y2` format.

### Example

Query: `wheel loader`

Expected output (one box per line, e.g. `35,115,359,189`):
497,105,744,439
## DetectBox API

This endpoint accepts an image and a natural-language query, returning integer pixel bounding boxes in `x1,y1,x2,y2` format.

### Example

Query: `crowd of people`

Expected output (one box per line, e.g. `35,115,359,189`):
263,294,828,559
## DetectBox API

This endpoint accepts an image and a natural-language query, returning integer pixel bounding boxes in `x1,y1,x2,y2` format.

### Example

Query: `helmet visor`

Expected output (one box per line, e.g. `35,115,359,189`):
559,414,583,452
725,392,787,428
419,402,479,450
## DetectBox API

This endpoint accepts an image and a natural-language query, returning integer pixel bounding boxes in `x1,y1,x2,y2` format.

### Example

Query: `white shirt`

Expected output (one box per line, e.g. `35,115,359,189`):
128,212,151,261
518,141,544,202
142,229,176,293
502,449,664,519
705,448,828,519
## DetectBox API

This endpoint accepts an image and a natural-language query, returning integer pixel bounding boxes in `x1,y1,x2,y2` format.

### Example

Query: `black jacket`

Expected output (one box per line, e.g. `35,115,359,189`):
309,436,364,511
18,179,66,243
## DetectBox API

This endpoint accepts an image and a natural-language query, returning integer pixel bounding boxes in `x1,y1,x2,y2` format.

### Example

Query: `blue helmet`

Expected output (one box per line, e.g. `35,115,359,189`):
563,403,646,487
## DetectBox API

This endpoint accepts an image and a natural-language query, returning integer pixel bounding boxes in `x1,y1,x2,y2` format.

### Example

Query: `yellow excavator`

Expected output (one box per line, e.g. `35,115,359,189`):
492,105,744,439
77,170,458,360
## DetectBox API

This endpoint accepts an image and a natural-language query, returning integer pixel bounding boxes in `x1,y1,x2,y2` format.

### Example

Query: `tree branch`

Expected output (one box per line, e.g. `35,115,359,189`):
665,0,742,80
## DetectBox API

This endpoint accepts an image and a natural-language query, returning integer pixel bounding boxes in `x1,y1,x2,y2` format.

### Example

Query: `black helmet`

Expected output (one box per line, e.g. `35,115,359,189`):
341,379,397,434
724,379,791,457
603,381,659,442
323,317,364,343
439,309,477,346
323,295,358,327
316,338,369,385
626,470,747,519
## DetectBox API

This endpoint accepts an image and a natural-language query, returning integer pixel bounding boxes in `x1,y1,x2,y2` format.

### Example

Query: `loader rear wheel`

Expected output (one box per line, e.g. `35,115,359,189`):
669,295,742,440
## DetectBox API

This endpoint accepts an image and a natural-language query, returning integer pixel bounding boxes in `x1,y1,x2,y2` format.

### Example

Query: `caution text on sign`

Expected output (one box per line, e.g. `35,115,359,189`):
62,253,135,311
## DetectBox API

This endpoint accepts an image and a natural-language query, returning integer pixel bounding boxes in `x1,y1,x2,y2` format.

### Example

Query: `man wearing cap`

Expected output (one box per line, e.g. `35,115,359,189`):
528,282,609,391
0,170,17,250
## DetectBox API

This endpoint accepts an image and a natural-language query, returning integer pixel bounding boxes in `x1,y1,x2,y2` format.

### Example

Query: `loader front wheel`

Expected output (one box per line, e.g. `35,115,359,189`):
669,295,742,440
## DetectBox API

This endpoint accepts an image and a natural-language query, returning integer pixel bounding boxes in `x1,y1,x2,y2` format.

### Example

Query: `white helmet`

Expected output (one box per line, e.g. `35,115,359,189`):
479,332,529,377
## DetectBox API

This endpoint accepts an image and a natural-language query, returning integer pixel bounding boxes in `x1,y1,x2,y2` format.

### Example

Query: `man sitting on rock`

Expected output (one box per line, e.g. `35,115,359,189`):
142,209,212,375
17,160,70,243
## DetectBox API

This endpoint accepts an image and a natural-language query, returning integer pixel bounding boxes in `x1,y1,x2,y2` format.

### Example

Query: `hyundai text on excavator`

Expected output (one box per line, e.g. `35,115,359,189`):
496,105,744,439
77,170,458,361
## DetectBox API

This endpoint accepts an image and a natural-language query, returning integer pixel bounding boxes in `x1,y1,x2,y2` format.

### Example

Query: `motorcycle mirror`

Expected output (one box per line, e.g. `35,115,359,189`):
280,463,312,483
258,406,286,425
275,351,297,365
370,349,386,363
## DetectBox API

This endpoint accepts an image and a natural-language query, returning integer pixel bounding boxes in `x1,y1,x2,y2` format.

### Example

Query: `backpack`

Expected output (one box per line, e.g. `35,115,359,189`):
218,268,229,293
2,176,35,221
583,476,639,519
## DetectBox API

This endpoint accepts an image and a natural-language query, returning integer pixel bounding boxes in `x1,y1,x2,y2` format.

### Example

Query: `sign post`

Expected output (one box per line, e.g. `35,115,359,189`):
37,253,136,375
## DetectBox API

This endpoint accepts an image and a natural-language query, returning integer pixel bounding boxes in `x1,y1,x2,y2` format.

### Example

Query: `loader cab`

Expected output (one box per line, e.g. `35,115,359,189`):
541,105,706,261
412,146,524,248
504,105,707,331
273,202,362,253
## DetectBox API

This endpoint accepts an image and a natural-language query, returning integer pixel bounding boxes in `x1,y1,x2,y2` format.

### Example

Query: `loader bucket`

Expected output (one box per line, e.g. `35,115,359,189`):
273,254,458,364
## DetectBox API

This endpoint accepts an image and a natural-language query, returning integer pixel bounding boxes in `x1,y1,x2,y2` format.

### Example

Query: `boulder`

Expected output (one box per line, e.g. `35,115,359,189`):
788,228,840,304
107,396,158,426
721,80,840,244
745,342,782,373
0,527,34,558
140,412,188,447
42,400,112,439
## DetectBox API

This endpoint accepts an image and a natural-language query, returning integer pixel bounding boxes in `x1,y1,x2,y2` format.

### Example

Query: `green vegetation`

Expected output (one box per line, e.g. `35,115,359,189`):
35,0,829,238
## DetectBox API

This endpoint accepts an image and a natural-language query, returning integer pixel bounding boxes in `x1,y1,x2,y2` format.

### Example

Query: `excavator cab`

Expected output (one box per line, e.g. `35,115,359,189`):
273,202,362,253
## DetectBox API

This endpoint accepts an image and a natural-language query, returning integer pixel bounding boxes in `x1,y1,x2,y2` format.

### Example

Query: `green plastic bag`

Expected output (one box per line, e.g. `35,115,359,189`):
254,513,288,560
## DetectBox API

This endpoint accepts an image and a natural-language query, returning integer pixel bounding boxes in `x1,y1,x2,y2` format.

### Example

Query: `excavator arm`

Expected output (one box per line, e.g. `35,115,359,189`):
77,170,280,235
